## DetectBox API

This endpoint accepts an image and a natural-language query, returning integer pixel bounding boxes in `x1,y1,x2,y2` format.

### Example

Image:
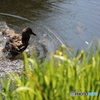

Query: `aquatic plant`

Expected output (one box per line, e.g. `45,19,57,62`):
0,44,100,100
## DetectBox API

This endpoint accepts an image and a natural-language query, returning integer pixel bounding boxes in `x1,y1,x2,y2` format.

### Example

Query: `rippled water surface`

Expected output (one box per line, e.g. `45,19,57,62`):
0,0,100,76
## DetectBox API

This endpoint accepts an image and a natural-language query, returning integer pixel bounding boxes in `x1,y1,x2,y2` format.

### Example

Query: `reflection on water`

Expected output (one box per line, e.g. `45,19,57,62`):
0,0,100,76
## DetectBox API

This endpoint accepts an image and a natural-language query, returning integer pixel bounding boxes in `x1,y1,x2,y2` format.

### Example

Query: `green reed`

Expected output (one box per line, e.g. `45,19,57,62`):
0,44,100,100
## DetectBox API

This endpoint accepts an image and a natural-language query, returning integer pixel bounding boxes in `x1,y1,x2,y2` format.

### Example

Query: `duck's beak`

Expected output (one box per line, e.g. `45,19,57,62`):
32,32,37,36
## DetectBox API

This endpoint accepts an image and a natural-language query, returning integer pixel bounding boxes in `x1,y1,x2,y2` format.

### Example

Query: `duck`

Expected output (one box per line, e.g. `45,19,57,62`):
1,28,37,58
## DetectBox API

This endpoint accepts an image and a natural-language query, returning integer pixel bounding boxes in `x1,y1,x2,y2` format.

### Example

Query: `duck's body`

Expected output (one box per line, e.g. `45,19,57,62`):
2,28,36,58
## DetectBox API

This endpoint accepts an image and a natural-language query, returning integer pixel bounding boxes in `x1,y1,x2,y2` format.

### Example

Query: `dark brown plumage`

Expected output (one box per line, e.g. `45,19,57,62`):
2,28,37,58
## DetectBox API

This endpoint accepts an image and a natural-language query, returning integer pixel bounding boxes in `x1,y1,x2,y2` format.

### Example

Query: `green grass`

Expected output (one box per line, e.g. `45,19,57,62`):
0,45,100,100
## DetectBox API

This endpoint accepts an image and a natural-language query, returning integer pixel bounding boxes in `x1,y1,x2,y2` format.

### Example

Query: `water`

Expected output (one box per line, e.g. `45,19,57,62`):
0,0,100,76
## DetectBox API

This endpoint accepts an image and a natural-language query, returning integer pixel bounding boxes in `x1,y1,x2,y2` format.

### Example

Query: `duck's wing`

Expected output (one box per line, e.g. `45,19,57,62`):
10,42,28,53
11,34,22,43
9,35,28,52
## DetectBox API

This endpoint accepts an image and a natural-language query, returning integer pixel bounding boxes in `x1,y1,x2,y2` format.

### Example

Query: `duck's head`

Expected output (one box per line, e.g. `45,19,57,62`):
22,28,37,36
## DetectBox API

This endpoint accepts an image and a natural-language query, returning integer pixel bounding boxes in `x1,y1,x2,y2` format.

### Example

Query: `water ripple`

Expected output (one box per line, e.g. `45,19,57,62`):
0,13,29,21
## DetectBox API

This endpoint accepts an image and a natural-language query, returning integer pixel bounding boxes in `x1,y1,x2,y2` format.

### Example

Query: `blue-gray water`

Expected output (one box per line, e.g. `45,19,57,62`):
0,0,100,76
